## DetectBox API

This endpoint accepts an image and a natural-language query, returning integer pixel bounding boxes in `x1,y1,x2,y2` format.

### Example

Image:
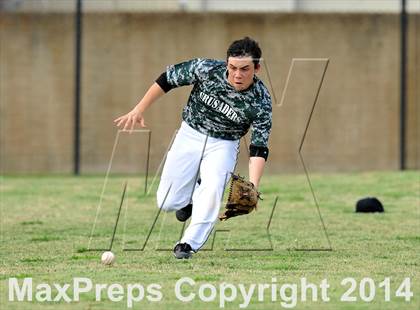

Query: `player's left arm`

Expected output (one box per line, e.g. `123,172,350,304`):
249,156,266,189
248,89,272,189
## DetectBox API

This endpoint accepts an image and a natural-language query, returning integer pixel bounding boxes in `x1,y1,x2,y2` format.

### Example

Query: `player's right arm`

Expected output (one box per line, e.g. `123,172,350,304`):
114,82,164,132
114,58,213,131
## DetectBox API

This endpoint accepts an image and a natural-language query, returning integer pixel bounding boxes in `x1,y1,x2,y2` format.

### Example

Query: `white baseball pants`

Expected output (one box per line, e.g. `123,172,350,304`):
157,122,239,251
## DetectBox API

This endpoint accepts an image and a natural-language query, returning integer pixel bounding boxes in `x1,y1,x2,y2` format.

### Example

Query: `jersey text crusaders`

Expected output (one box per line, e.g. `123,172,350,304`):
165,58,272,147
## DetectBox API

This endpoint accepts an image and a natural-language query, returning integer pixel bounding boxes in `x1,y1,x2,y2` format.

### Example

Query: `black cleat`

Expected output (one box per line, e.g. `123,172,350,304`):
173,243,194,259
176,204,192,222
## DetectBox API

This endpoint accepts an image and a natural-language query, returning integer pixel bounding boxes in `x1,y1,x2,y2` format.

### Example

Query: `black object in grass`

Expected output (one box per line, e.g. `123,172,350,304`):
356,197,384,213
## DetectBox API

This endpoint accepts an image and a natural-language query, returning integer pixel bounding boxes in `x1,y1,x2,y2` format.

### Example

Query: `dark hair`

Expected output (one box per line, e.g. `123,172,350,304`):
226,37,262,67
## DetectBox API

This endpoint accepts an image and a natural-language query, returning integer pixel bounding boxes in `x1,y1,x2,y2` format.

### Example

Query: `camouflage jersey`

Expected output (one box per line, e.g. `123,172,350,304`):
165,58,272,147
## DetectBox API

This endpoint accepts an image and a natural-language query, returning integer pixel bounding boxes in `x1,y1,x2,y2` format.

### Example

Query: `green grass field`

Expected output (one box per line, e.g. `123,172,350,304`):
0,171,419,309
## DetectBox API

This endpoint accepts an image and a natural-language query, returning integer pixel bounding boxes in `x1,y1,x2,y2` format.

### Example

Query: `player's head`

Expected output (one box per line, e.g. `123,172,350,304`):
226,37,262,67
226,37,262,91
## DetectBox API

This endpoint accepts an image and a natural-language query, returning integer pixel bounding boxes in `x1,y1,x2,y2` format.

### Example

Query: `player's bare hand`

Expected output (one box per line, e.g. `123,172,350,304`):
113,107,146,133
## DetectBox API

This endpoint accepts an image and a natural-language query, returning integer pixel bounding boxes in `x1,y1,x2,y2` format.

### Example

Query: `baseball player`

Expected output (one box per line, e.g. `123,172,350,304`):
114,37,272,259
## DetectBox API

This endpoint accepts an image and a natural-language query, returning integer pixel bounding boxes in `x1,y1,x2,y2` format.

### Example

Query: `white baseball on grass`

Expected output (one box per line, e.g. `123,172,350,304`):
101,251,115,265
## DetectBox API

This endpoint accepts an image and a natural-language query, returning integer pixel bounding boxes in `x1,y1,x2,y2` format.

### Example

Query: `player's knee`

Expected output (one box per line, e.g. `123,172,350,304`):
156,183,171,210
156,191,171,211
156,191,188,211
156,192,165,210
200,178,225,197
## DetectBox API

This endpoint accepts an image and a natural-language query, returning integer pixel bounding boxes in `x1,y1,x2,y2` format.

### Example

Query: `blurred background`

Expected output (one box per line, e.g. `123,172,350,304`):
0,0,418,174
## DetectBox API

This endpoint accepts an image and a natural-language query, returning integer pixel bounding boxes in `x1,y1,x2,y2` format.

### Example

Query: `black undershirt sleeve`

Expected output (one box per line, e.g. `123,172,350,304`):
249,144,269,161
155,72,174,93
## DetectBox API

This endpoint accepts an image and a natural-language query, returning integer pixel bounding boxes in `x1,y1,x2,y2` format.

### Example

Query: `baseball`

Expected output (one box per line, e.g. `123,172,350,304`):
101,251,115,265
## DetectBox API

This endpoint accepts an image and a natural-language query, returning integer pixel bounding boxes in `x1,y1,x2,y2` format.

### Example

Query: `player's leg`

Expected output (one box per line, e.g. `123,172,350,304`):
156,124,202,212
175,178,201,222
179,138,239,251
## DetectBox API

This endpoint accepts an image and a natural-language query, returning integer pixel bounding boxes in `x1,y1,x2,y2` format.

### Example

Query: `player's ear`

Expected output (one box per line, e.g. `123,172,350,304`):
254,63,261,73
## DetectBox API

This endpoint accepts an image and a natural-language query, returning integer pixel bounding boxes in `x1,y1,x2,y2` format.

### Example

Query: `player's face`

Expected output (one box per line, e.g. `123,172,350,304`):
227,56,260,91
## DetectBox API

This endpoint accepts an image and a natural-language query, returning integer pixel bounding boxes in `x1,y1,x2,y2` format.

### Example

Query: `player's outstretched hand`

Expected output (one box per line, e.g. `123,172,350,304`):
114,107,146,132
